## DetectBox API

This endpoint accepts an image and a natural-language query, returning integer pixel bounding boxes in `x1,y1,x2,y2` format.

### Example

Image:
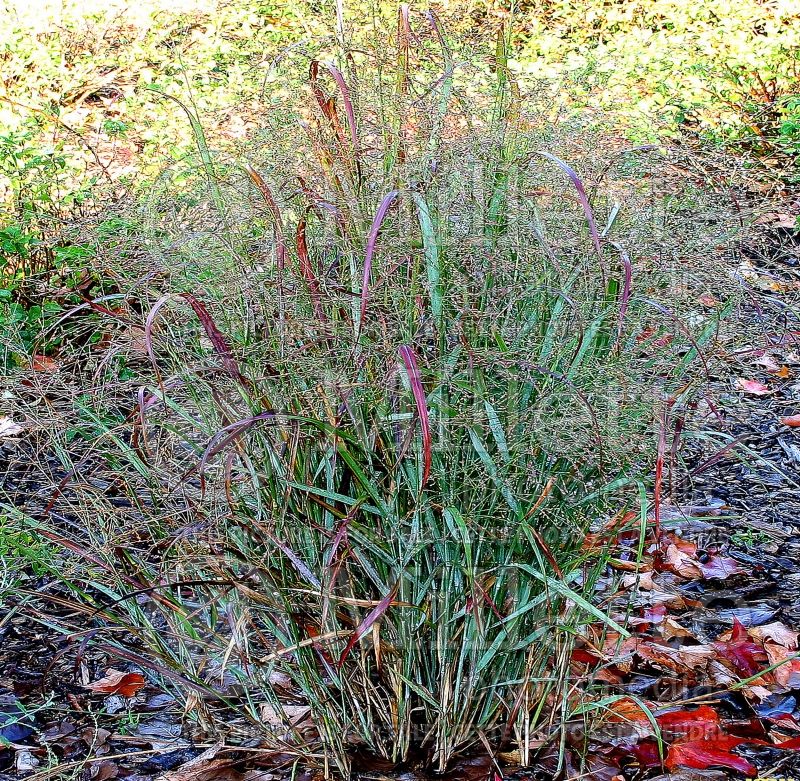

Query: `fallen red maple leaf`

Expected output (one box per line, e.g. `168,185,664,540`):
665,734,756,775
656,705,720,740
85,669,146,697
713,618,767,677
780,414,800,427
630,603,668,628
627,737,662,769
571,648,602,666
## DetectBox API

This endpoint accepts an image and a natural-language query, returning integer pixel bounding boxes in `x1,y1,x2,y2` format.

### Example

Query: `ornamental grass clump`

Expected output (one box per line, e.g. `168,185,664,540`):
9,14,724,778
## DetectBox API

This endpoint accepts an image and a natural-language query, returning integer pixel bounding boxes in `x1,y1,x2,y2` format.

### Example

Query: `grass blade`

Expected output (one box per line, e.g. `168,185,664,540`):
535,151,602,257
399,345,432,487
336,582,399,668
244,163,288,270
358,190,400,332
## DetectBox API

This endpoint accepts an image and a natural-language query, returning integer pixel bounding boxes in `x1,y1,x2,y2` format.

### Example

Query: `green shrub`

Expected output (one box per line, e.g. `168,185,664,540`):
515,0,800,160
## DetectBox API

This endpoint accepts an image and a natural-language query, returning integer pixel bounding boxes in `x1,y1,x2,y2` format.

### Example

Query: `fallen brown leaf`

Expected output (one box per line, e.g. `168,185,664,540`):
755,212,798,228
259,702,312,729
699,554,744,580
742,685,774,702
0,416,24,439
647,589,689,610
159,744,241,781
90,760,118,780
636,641,716,673
754,354,781,372
750,621,798,650
764,642,800,689
698,293,718,308
621,571,656,591
31,354,58,372
85,669,145,698
664,543,703,579
603,697,656,739
661,617,695,641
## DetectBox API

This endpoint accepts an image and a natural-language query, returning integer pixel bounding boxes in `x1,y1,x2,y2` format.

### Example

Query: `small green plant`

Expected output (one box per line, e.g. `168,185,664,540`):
0,515,58,597
115,711,142,734
730,526,770,550
0,128,103,363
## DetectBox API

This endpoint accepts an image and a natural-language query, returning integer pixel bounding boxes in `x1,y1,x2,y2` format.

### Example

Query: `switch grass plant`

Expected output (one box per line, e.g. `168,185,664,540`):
7,15,727,778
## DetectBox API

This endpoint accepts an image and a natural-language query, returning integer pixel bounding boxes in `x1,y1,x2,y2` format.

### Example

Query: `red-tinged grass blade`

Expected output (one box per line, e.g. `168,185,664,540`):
134,379,185,452
145,293,253,391
653,403,667,540
36,532,189,618
300,621,337,668
359,191,400,330
180,293,251,389
535,151,602,257
94,578,235,615
397,4,411,93
244,163,288,270
309,61,348,151
198,411,277,487
326,500,365,566
263,529,321,589
689,433,750,477
399,345,431,487
37,528,142,591
144,293,174,383
323,62,359,158
297,213,327,323
526,525,564,578
473,580,505,621
337,582,399,669
425,9,447,51
298,176,349,242
298,176,341,219
609,241,632,343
